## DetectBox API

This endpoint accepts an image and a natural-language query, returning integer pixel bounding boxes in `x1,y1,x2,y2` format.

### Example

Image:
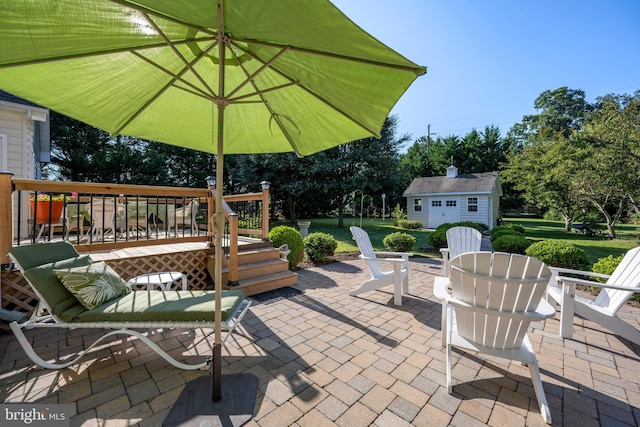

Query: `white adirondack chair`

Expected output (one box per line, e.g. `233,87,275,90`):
546,246,640,345
434,252,554,424
440,226,483,276
350,226,412,306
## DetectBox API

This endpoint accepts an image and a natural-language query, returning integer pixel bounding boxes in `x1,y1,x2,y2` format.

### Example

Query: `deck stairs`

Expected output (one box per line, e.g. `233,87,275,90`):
206,240,298,296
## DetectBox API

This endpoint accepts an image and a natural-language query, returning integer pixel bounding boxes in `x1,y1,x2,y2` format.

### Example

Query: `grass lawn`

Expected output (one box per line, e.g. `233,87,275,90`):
271,216,638,267
271,217,434,256
503,217,638,265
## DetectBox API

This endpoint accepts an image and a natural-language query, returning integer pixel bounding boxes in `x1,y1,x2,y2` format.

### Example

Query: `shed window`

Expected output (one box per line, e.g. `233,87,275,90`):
414,199,422,212
431,200,441,207
468,197,478,212
446,200,457,207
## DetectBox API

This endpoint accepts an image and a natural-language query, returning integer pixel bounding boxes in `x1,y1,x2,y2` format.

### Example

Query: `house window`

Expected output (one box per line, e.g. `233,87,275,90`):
414,198,422,212
431,200,441,207
446,200,457,207
468,197,478,212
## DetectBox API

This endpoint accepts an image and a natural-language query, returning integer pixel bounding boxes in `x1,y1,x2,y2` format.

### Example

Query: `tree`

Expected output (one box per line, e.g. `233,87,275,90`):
502,87,593,230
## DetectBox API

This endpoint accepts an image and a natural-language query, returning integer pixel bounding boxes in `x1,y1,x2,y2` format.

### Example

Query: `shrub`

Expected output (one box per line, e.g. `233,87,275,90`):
492,234,531,254
398,219,422,229
428,229,448,251
303,232,338,264
269,225,304,269
383,232,416,252
490,228,519,242
392,204,407,226
525,240,589,269
591,254,624,283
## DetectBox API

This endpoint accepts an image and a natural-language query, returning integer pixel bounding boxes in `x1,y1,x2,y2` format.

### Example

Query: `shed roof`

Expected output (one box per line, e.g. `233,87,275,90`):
403,171,500,196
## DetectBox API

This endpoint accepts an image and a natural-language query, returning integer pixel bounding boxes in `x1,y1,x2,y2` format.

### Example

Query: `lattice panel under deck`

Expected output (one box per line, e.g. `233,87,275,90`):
106,250,211,290
1,270,38,331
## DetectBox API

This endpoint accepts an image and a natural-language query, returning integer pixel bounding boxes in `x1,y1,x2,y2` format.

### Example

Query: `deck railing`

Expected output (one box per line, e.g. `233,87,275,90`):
0,172,270,285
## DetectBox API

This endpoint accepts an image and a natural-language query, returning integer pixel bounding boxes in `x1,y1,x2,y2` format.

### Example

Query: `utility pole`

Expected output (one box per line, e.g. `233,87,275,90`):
427,124,436,145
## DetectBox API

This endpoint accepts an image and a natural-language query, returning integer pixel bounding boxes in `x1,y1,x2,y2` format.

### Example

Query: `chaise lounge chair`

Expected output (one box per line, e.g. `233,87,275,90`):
7,241,251,370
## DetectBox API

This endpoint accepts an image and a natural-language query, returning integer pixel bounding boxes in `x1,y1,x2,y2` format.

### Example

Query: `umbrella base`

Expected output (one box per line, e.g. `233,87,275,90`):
163,373,259,427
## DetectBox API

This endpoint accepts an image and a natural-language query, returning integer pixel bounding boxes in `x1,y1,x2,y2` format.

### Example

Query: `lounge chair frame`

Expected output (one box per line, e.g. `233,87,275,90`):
8,242,251,370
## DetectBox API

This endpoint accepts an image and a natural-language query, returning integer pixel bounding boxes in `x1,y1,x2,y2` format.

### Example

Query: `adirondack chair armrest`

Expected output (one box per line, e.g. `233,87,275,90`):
550,267,610,280
360,255,408,263
433,276,451,301
373,251,412,261
440,248,449,257
556,275,639,292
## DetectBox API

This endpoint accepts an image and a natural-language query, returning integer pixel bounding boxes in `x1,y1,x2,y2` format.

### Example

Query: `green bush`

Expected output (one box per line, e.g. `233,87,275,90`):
591,254,624,283
525,240,589,269
428,229,448,251
303,232,338,264
392,204,407,226
490,229,518,242
383,232,416,252
492,234,531,254
269,225,304,269
398,219,422,229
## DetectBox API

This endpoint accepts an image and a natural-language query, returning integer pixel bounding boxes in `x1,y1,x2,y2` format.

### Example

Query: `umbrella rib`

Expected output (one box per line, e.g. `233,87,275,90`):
230,40,382,137
141,12,217,97
114,41,219,135
229,82,299,103
130,50,216,100
233,37,426,75
225,46,290,99
0,37,216,70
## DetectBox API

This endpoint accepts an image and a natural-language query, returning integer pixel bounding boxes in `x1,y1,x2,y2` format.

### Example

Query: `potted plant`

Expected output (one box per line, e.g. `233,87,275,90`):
30,193,67,224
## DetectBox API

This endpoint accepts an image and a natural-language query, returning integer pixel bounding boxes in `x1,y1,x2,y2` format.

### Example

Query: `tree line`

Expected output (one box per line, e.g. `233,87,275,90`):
45,86,639,236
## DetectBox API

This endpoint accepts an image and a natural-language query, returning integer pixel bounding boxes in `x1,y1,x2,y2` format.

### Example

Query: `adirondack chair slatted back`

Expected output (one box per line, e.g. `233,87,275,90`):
595,246,640,315
350,226,383,278
450,252,551,350
446,226,483,259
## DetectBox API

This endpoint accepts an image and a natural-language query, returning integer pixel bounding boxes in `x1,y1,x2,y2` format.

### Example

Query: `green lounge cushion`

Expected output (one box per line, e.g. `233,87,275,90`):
54,261,131,310
22,255,94,319
76,290,246,323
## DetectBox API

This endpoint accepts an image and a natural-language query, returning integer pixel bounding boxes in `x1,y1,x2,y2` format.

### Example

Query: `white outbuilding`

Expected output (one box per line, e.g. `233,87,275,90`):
403,165,502,230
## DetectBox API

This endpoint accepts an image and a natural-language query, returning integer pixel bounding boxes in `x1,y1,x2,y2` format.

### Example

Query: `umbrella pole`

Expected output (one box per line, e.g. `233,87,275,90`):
212,102,225,402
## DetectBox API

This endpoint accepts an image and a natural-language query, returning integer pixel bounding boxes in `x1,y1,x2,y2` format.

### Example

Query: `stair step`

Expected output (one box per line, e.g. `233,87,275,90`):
223,271,298,296
231,258,289,281
237,247,281,264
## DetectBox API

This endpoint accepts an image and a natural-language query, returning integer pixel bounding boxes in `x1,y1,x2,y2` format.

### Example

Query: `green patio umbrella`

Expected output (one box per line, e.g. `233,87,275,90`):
0,0,424,423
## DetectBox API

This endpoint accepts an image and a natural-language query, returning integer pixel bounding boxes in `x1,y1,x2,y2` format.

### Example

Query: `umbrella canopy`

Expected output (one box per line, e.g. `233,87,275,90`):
0,0,425,156
0,0,425,407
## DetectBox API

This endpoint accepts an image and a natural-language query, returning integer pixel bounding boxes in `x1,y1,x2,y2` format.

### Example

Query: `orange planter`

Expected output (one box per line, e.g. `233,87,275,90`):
30,200,64,225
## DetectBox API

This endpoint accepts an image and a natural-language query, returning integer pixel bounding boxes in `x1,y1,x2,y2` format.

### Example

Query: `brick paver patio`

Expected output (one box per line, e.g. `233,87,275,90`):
2,255,640,426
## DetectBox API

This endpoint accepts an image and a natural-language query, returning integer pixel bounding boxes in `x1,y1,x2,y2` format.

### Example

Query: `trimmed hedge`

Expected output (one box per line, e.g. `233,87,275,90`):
492,234,531,254
525,240,588,269
303,232,338,264
269,225,304,269
591,254,624,283
398,219,423,230
383,232,416,252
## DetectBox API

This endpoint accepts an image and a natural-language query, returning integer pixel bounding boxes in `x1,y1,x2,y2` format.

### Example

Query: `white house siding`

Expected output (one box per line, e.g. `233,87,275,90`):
0,108,36,238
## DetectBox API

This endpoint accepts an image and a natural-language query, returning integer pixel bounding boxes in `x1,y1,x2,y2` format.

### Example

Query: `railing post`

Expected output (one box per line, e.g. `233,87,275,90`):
228,213,239,286
1,171,15,266
207,193,215,247
261,185,270,241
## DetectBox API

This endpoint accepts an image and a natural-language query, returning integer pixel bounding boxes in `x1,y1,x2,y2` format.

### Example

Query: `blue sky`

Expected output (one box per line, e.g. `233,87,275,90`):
331,0,640,144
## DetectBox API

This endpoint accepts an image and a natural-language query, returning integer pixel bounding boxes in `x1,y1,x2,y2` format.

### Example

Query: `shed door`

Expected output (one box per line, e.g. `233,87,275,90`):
429,198,460,229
